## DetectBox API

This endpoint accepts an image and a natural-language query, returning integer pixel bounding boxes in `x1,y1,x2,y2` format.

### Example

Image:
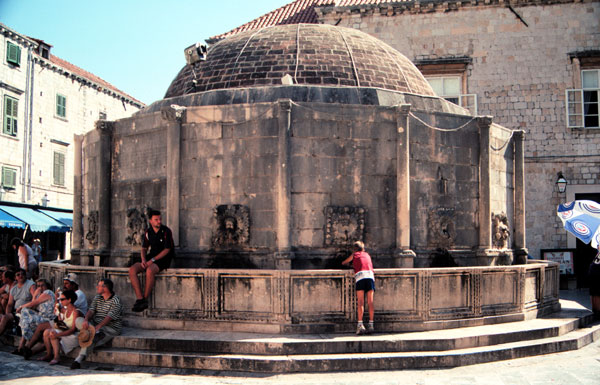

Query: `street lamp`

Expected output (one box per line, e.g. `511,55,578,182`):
556,172,568,194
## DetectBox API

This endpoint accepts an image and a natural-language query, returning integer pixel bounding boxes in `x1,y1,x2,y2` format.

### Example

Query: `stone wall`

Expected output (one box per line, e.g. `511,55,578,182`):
289,103,398,262
77,88,524,268
319,0,600,272
40,260,560,333
409,112,480,259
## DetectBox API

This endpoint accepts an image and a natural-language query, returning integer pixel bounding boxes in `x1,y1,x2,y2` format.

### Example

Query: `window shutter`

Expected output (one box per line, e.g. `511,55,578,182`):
1,167,8,187
56,94,66,118
8,168,16,188
1,167,16,189
53,152,65,186
566,89,584,128
3,96,18,136
3,97,9,135
459,94,478,116
6,42,21,66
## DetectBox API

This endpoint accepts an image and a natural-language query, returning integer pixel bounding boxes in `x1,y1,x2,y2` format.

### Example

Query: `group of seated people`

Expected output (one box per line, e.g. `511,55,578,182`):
0,265,123,369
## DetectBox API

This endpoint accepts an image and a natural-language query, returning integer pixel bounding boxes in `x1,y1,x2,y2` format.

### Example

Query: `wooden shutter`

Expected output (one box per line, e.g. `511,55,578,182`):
1,167,16,189
3,96,18,136
56,94,66,118
53,152,65,186
6,42,21,66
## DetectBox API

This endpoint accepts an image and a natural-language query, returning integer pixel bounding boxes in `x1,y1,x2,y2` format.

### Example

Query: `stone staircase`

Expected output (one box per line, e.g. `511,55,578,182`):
84,306,600,373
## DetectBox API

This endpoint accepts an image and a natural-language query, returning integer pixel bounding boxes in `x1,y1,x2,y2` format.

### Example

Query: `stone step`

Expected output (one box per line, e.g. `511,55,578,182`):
89,322,600,372
109,313,592,355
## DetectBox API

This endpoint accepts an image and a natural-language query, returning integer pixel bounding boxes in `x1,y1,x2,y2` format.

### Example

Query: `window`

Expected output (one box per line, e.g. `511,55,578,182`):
99,111,107,120
1,166,17,190
56,94,66,118
426,75,478,115
3,95,18,136
6,41,21,66
428,76,461,104
566,69,599,128
53,151,65,186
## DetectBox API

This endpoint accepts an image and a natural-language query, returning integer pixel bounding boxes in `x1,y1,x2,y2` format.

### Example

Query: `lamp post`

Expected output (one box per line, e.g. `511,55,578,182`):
556,172,568,194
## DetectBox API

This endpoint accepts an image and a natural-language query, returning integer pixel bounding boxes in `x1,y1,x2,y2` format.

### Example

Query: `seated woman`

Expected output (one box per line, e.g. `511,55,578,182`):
39,290,82,365
14,279,55,357
0,268,17,315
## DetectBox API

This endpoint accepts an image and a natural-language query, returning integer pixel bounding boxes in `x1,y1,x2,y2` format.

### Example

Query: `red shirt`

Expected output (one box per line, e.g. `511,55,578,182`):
352,251,373,274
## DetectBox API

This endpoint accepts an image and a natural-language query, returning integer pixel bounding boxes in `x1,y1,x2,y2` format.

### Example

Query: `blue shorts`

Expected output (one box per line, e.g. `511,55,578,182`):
356,278,375,292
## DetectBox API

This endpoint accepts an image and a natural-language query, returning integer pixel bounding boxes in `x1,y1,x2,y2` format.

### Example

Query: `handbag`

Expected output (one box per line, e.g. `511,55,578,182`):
54,317,69,331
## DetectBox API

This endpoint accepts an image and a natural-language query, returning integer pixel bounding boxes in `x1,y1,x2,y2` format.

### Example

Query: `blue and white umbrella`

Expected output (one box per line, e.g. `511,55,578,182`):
557,200,600,250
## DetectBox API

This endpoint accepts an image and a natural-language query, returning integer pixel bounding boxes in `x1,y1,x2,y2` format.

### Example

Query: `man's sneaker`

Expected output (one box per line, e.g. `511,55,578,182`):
132,298,148,312
356,324,366,335
70,361,81,370
366,323,374,334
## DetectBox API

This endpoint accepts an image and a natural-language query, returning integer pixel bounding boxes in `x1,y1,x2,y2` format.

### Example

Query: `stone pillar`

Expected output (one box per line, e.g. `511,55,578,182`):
161,105,186,246
394,105,415,267
275,99,292,269
477,117,493,262
96,121,113,265
71,134,83,264
513,130,528,263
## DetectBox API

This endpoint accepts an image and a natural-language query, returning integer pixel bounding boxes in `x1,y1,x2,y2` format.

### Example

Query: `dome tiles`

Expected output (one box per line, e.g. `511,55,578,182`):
165,24,436,98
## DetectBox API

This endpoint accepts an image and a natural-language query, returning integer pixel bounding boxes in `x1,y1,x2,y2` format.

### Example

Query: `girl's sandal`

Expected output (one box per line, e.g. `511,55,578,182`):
49,359,60,365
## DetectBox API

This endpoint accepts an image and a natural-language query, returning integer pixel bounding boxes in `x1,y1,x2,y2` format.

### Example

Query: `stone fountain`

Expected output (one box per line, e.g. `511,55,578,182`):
41,24,558,333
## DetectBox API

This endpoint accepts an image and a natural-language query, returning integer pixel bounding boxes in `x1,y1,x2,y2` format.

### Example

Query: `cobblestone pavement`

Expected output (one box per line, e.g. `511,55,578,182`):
0,289,598,385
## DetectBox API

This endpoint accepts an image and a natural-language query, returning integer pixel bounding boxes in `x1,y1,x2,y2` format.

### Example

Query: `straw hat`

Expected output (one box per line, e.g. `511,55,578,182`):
78,324,96,348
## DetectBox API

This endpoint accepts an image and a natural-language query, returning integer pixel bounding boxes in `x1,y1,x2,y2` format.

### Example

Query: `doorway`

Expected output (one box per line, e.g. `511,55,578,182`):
574,193,600,288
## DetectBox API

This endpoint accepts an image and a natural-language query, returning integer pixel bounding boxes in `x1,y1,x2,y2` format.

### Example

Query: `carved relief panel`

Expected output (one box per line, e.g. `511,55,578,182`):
324,206,366,247
125,207,149,246
492,212,510,249
85,210,98,248
427,207,456,248
211,204,250,248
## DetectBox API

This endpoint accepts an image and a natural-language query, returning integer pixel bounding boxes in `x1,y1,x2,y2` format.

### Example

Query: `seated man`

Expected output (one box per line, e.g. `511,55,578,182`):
59,273,88,315
128,210,175,312
0,268,34,336
71,278,123,369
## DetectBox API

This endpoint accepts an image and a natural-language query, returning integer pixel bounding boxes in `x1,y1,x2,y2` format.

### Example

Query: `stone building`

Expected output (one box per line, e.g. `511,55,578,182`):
74,24,525,269
0,22,144,209
208,0,600,282
1,23,144,261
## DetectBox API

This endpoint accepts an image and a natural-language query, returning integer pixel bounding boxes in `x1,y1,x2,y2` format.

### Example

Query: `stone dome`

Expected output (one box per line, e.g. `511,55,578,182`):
165,24,436,98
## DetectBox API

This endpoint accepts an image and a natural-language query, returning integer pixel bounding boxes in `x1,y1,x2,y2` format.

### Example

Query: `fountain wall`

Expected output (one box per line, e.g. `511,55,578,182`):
41,260,559,333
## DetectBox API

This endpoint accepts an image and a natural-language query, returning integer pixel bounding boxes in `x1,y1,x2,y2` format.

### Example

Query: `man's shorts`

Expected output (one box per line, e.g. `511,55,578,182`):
151,257,172,272
355,278,375,292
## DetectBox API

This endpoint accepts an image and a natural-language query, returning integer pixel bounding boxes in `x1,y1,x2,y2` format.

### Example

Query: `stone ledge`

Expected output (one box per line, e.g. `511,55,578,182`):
40,260,560,334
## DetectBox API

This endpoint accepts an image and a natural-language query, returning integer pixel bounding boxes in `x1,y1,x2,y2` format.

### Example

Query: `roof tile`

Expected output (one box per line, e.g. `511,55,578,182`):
208,1,400,42
47,54,144,106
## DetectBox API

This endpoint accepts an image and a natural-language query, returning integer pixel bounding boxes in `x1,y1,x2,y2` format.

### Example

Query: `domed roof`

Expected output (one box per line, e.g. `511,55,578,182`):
165,24,436,98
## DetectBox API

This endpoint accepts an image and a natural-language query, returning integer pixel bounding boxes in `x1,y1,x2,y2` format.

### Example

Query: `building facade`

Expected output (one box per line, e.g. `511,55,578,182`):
210,0,600,280
1,23,144,209
1,23,144,262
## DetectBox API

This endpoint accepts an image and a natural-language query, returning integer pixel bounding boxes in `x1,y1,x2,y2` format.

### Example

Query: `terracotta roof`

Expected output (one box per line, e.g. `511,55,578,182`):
207,0,395,43
46,54,144,106
0,22,144,107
